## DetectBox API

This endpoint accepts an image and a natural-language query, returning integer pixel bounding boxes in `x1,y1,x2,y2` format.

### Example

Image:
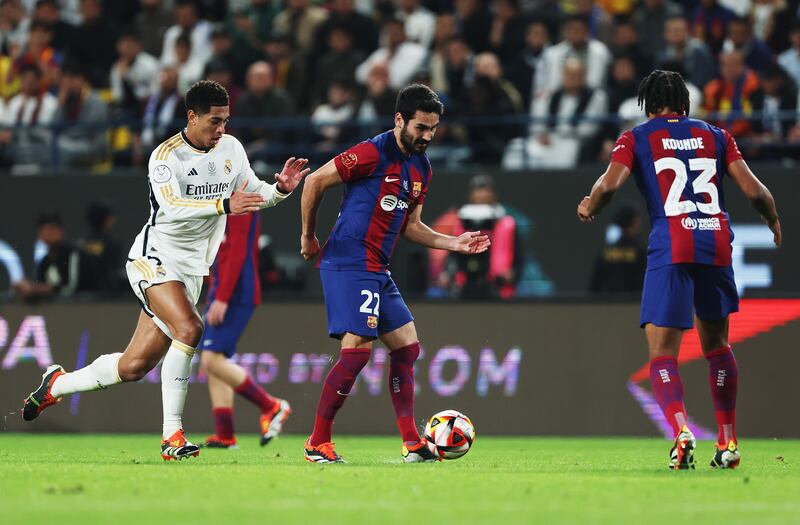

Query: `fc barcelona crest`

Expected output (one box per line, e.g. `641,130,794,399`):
224,159,232,175
412,181,422,198
367,315,378,329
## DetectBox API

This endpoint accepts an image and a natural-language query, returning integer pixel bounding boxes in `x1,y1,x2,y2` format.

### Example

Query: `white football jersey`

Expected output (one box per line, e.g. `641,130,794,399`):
128,131,290,276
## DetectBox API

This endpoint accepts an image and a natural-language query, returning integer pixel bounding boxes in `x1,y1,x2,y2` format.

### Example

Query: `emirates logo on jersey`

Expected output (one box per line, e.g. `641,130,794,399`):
340,152,358,169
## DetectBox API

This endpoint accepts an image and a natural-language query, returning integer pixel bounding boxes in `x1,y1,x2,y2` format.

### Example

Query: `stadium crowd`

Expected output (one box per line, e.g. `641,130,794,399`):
2,0,800,171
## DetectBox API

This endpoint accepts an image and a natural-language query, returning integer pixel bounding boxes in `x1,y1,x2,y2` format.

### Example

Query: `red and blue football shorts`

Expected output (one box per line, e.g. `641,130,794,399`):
640,263,739,329
320,269,414,339
199,304,256,358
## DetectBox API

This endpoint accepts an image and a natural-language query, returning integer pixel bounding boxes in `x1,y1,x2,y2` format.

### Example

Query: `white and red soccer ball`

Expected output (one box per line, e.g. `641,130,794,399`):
424,410,475,460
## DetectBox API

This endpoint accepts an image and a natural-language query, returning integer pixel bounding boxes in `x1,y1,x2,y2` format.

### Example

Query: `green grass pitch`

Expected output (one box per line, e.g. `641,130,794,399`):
1,434,798,525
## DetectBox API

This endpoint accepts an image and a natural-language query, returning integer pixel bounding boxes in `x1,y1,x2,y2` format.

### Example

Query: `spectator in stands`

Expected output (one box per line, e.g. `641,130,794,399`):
13,213,82,300
505,57,607,169
453,0,491,54
236,61,295,155
31,0,72,52
273,0,328,55
161,0,212,67
633,0,684,61
396,0,436,49
692,0,737,54
263,33,309,111
0,64,57,167
227,0,277,70
751,0,780,42
428,13,458,95
12,21,61,92
765,0,796,54
311,24,365,108
357,63,398,124
67,0,117,88
748,62,798,160
608,16,651,79
575,0,615,45
167,32,206,93
430,174,521,299
52,61,109,167
312,0,378,58
0,0,29,56
704,49,763,137
110,31,160,118
589,204,646,294
462,52,524,163
133,0,173,59
488,0,528,64
538,15,611,94
139,66,183,154
657,15,716,89
355,18,428,90
723,16,772,72
311,79,357,151
599,54,639,159
505,20,550,106
77,202,125,293
778,22,800,88
209,25,248,87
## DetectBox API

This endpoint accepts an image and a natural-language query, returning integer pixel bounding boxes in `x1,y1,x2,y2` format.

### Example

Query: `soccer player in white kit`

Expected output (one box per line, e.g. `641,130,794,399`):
22,80,310,460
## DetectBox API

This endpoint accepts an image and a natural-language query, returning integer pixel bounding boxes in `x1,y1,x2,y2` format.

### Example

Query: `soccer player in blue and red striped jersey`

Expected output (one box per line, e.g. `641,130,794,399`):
299,84,491,463
199,211,291,448
578,70,781,470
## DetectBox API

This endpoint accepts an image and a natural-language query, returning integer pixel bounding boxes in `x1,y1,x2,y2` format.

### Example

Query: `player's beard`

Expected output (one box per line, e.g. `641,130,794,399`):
400,124,429,155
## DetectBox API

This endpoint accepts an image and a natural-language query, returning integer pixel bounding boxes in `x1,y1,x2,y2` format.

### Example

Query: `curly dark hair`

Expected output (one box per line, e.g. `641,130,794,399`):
185,80,229,115
637,69,690,116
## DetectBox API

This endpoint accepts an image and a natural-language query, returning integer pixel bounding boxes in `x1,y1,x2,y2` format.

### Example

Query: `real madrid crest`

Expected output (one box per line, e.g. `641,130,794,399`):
208,161,217,174
224,159,232,175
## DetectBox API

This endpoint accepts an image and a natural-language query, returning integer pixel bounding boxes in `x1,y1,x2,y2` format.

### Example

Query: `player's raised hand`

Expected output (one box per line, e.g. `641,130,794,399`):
452,231,491,254
577,196,594,223
230,179,266,214
300,234,321,261
275,157,311,194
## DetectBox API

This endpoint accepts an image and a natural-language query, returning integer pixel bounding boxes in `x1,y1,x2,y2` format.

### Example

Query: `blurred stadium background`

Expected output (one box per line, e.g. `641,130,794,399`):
1,0,799,441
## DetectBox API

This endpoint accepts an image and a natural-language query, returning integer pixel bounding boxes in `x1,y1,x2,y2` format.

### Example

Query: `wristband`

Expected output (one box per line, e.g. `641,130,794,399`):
222,198,231,214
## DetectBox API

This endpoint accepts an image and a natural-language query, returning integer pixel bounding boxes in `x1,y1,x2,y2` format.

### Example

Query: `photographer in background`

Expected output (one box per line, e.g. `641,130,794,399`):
430,175,521,299
589,204,646,294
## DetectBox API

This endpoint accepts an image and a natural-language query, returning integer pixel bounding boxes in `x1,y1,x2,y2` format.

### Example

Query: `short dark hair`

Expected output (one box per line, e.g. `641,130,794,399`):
395,84,444,122
185,80,229,114
637,69,690,116
36,212,63,228
19,63,42,78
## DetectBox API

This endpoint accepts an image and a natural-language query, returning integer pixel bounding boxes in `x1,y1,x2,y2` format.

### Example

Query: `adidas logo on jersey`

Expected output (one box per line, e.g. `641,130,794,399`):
187,168,198,176
662,137,705,151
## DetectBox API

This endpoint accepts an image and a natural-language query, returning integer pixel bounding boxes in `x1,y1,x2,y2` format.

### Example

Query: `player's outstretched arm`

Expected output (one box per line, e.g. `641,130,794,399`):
237,157,311,210
300,159,344,260
728,159,781,246
403,205,491,254
577,162,632,223
150,158,234,219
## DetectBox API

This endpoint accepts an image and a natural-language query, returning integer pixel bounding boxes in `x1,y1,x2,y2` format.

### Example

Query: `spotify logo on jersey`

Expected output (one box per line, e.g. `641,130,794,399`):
380,195,399,211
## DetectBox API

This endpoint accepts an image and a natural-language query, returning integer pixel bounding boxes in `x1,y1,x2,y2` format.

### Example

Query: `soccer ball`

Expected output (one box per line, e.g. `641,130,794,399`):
424,410,475,460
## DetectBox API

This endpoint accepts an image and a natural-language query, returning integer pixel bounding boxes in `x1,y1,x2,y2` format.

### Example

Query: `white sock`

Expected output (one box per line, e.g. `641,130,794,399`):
161,340,195,439
50,353,122,397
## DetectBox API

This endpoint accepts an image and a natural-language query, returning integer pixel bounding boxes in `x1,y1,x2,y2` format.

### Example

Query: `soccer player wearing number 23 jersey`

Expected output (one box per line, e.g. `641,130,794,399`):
578,70,781,470
300,84,491,463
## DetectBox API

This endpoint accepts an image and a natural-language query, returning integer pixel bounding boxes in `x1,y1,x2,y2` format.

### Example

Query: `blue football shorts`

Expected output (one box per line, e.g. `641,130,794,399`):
640,263,739,330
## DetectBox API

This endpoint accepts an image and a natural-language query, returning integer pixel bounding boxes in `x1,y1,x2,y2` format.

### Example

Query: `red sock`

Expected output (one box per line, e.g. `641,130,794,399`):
389,342,421,443
309,348,371,446
213,407,235,440
649,356,688,437
706,345,738,446
234,376,277,415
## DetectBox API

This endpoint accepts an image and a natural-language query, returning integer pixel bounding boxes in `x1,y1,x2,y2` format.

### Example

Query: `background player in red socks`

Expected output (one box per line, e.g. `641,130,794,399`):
199,211,291,449
577,70,781,470
21,80,309,461
300,84,490,463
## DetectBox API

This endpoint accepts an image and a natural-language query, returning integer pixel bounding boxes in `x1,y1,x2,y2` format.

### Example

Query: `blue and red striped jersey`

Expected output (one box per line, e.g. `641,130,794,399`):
319,130,432,273
208,211,261,305
611,114,742,269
